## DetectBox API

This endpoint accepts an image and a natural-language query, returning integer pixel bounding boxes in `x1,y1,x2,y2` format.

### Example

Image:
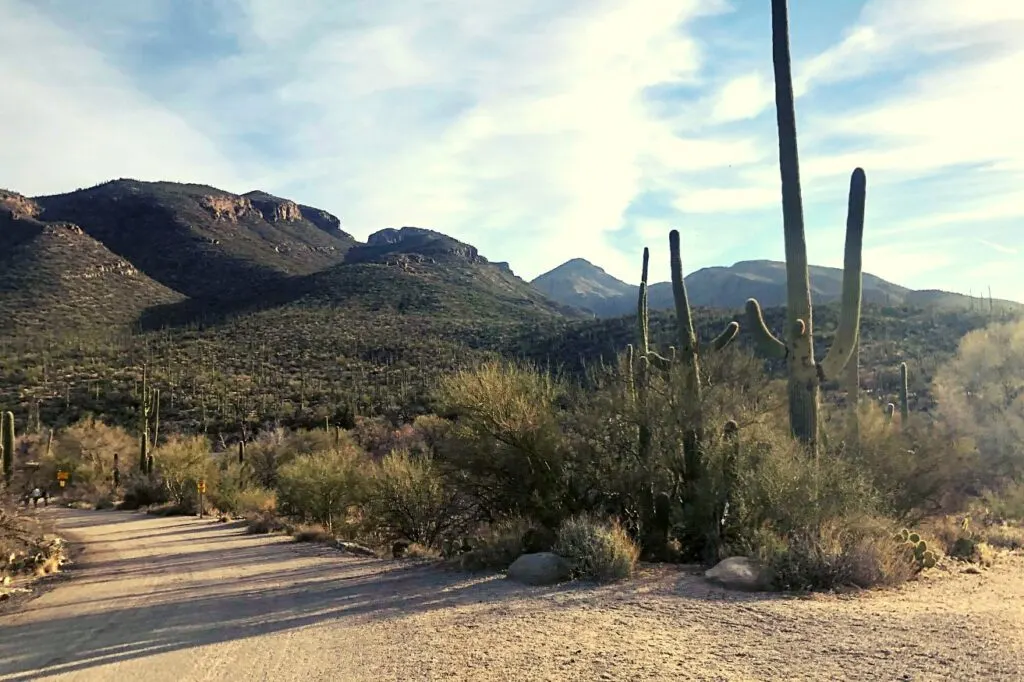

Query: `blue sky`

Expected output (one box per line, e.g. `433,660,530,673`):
1,0,1021,301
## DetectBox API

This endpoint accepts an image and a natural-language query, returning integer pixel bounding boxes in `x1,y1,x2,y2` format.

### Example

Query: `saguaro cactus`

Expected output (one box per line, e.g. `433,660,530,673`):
745,0,865,451
138,365,160,474
2,411,14,485
844,328,861,446
899,362,910,426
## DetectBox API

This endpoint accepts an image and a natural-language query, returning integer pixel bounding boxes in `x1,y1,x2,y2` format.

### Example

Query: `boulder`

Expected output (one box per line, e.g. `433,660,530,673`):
704,556,770,591
506,552,571,586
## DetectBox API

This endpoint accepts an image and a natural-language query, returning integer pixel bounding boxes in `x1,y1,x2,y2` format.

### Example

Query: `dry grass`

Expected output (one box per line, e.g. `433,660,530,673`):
757,517,918,591
981,525,1024,551
454,517,533,572
292,525,334,544
554,514,639,583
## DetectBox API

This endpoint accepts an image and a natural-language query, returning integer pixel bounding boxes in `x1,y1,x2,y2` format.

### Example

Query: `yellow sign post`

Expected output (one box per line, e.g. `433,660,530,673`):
197,479,206,518
56,470,70,488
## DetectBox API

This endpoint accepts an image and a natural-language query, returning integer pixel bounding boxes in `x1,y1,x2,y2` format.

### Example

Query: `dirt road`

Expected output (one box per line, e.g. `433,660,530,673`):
1,509,1022,681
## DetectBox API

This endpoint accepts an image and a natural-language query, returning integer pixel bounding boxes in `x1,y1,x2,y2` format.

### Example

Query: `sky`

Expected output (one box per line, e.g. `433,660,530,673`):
1,0,1021,302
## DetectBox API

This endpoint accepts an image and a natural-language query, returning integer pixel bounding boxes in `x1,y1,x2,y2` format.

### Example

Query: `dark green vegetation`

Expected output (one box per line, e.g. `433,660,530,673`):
0,175,1015,440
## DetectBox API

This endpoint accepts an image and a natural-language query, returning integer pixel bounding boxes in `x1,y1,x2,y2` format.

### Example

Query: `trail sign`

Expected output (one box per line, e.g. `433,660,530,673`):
56,470,70,487
197,479,206,494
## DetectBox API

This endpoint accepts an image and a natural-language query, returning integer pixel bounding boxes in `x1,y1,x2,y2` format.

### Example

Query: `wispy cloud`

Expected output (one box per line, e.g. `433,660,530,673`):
0,0,1021,302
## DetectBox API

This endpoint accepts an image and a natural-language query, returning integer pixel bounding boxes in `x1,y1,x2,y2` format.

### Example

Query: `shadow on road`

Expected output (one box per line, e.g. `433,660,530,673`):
0,511,564,680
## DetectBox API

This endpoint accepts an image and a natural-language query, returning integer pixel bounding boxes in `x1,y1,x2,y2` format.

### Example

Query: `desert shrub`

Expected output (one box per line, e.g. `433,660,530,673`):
979,524,1024,551
243,427,338,489
348,416,405,458
246,512,289,535
235,487,277,517
155,434,213,511
921,515,1001,564
554,514,639,583
848,406,978,519
276,443,370,536
118,471,169,509
756,516,917,591
436,360,573,527
932,319,1024,485
981,480,1024,522
562,344,785,562
293,524,334,543
364,449,468,548
411,414,453,452
49,418,136,498
455,517,534,571
700,419,885,562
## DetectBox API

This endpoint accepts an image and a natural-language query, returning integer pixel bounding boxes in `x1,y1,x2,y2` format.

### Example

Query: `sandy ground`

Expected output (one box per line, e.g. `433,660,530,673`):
0,509,1022,682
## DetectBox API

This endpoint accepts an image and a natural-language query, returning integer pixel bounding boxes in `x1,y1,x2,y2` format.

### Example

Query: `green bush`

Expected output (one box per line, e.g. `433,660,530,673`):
554,514,639,583
275,443,370,537
436,361,571,528
364,449,467,548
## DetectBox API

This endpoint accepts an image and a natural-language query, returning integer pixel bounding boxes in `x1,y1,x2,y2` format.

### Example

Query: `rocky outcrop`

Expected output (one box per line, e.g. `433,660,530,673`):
198,195,260,222
247,195,303,222
346,226,484,265
0,190,42,220
299,204,349,235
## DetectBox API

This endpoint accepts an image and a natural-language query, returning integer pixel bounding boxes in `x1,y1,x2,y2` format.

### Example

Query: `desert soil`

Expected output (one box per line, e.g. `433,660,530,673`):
0,509,1022,682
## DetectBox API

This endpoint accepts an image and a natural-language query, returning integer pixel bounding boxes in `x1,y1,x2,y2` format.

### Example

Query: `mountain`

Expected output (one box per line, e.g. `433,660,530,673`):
0,177,1017,439
0,190,184,334
531,258,636,315
33,180,357,302
532,258,1023,317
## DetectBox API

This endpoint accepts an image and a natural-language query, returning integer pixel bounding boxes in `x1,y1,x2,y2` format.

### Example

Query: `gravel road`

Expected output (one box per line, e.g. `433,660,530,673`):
1,509,1022,681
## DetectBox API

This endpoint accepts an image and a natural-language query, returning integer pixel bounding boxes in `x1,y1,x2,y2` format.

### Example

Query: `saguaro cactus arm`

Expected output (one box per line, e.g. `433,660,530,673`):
745,299,787,359
711,321,740,351
637,248,651,356
818,168,867,381
670,230,739,355
669,230,700,360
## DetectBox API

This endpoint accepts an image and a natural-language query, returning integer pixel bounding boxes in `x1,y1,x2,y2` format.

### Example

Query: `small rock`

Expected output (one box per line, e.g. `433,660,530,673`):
704,556,771,591
334,541,377,558
963,565,982,574
506,552,571,586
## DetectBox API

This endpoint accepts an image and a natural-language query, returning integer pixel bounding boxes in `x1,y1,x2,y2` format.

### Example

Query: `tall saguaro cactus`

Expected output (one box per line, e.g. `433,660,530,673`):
898,362,910,426
2,411,14,486
745,0,866,451
138,365,160,474
844,328,861,446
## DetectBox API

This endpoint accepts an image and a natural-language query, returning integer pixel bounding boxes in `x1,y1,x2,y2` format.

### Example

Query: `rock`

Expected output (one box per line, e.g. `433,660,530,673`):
506,552,571,586
704,556,770,591
392,540,411,559
334,541,377,558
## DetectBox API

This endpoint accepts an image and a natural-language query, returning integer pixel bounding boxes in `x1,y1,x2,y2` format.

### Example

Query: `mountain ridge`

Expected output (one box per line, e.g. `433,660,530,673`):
531,257,1022,318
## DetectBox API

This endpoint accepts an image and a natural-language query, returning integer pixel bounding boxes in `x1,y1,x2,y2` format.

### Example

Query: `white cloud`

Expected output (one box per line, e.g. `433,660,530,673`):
0,0,1021,303
0,0,243,194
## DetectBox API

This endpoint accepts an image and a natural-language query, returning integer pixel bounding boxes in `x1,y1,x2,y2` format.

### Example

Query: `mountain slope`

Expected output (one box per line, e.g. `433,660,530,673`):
533,258,1022,317
0,191,184,334
33,180,357,301
140,226,584,328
